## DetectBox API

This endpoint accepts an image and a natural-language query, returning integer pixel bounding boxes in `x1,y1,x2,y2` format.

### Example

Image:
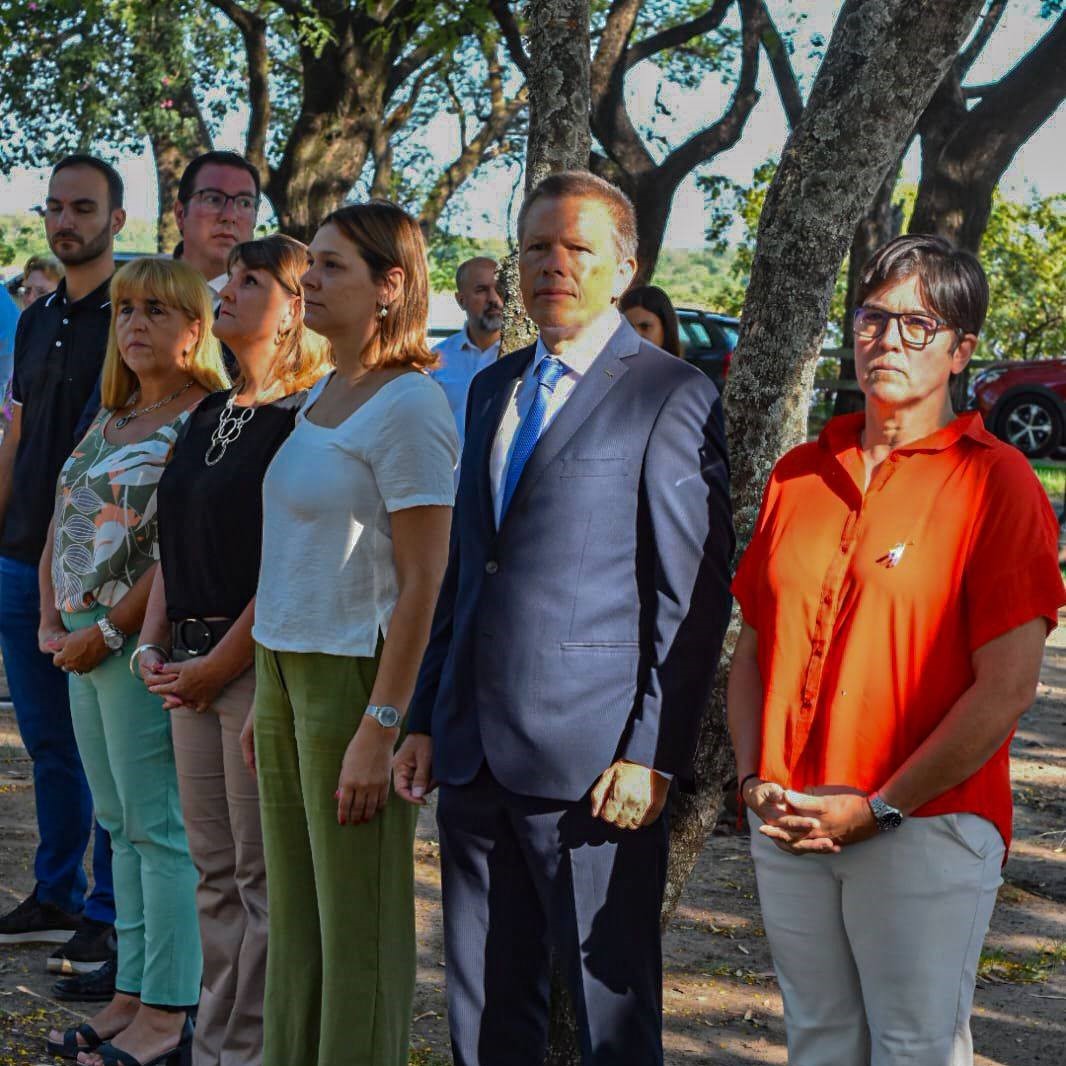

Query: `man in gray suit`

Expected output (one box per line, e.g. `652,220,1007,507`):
396,171,734,1065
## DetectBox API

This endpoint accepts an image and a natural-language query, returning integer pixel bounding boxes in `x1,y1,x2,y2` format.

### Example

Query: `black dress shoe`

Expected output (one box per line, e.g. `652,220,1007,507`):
48,917,117,974
52,956,117,1002
0,890,80,944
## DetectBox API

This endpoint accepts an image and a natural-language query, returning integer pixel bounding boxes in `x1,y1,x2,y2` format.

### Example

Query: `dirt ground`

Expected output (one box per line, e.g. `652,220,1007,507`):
1,619,1064,1065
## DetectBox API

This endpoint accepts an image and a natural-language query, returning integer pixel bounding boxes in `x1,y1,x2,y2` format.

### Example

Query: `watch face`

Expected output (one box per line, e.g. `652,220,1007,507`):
371,705,400,728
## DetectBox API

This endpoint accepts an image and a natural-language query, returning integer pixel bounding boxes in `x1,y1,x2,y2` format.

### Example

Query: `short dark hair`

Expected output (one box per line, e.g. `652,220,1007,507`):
178,150,261,205
857,234,988,336
517,170,637,261
619,285,683,357
51,154,124,210
455,256,497,291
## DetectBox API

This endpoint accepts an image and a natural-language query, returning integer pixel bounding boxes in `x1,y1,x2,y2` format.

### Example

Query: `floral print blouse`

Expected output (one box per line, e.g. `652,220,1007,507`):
51,405,191,613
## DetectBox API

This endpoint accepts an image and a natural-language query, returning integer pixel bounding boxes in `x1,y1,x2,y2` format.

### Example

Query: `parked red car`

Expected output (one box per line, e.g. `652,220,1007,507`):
967,359,1066,458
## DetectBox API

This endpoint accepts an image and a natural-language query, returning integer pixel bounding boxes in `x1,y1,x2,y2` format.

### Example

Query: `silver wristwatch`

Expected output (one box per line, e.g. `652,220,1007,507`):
364,704,401,729
869,793,904,832
96,616,127,655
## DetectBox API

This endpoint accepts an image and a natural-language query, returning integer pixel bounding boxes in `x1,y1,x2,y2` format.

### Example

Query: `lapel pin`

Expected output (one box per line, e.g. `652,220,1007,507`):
604,369,614,378
876,541,913,568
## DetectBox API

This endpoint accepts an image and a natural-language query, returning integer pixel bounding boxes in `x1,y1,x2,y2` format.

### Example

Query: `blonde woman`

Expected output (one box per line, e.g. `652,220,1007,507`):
252,202,457,1066
134,235,329,1066
40,258,228,1066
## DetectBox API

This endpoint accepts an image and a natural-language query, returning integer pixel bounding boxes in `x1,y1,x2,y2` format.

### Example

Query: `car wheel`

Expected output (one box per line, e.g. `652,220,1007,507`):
997,393,1063,459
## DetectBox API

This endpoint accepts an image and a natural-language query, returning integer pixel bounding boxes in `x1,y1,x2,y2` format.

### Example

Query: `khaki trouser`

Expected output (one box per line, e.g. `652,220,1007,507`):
171,669,265,1066
253,643,418,1066
749,809,1004,1066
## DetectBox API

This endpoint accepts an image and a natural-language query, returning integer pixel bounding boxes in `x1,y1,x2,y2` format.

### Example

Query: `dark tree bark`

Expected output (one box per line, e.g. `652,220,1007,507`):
499,0,591,359
588,0,762,283
908,5,1066,250
833,162,903,415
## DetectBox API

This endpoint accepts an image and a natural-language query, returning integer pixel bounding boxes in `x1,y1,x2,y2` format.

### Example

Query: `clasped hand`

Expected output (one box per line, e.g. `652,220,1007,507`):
745,779,877,854
142,652,227,713
40,620,109,675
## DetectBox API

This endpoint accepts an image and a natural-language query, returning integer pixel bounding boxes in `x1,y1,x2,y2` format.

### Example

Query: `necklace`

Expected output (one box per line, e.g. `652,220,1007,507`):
114,380,194,429
205,389,257,466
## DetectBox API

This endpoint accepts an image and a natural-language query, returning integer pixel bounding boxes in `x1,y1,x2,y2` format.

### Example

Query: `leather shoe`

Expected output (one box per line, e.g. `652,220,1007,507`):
51,956,116,1002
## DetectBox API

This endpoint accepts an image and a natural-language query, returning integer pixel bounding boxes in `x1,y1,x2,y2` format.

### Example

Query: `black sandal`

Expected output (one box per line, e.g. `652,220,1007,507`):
95,1016,193,1066
45,1022,103,1060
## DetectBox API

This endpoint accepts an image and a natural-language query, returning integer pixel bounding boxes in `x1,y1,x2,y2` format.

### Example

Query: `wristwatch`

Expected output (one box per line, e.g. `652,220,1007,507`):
364,704,401,729
97,616,127,655
868,793,904,832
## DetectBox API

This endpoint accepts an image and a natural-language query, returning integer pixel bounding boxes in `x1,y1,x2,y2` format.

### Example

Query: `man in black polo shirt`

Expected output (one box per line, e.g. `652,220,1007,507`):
0,155,122,990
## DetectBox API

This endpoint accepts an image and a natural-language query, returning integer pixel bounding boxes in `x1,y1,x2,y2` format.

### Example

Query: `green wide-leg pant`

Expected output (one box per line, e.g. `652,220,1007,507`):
64,606,202,1007
254,643,417,1066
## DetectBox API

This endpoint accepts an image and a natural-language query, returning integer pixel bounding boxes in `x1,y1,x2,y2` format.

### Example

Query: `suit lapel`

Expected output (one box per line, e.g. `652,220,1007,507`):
502,320,640,522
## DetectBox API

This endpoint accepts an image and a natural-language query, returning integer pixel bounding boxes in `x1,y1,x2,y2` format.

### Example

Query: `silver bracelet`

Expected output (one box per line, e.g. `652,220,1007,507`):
129,643,169,679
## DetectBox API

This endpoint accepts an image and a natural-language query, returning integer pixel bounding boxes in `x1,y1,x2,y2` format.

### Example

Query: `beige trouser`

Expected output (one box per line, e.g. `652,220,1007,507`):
171,669,266,1066
749,809,1003,1066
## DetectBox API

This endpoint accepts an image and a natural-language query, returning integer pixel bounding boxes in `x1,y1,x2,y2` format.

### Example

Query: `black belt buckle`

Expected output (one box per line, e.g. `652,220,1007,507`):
175,617,214,658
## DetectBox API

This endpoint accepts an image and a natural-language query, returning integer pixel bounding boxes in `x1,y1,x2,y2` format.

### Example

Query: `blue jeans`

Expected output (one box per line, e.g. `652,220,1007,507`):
0,555,114,922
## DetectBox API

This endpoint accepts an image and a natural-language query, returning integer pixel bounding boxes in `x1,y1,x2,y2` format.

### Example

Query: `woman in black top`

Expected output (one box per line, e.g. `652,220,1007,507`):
135,235,329,1066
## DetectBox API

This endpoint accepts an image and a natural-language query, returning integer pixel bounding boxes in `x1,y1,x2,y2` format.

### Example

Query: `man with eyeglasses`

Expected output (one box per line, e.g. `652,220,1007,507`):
174,150,261,300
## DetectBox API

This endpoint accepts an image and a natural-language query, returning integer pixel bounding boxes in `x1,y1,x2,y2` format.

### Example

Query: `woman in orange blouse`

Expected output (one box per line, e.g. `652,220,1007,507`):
728,235,1064,1066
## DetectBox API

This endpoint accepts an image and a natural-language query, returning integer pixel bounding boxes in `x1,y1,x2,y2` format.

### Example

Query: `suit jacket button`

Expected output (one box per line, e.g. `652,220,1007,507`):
485,560,499,574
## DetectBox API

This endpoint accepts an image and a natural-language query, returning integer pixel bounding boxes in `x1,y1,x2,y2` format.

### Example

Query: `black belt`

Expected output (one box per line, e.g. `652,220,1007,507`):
170,617,234,661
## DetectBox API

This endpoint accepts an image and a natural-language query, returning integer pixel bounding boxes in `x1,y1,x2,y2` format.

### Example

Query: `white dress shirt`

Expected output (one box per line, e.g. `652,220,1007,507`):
489,308,622,528
431,325,501,463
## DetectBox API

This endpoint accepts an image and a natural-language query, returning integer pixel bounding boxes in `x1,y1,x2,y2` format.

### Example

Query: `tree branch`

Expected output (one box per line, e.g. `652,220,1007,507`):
487,0,530,76
658,0,761,190
753,0,803,128
591,0,641,97
626,0,732,69
205,0,270,178
957,0,1008,76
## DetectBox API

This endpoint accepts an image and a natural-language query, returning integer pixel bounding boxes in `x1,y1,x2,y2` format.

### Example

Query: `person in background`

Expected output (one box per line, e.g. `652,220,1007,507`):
0,155,121,996
174,151,260,301
76,151,261,435
396,170,734,1066
0,285,18,428
729,235,1065,1066
251,201,457,1066
41,257,228,1066
135,235,329,1066
18,254,65,310
619,284,682,357
430,256,502,460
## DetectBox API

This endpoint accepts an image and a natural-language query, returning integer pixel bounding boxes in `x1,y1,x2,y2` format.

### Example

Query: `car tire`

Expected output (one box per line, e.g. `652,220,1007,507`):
996,393,1063,459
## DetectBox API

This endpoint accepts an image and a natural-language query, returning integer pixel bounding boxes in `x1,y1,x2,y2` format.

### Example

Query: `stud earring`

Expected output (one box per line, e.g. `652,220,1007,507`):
377,303,388,319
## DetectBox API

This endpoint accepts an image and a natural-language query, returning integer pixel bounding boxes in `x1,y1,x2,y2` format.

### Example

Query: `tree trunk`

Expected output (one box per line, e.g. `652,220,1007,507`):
908,10,1066,251
833,162,903,415
148,79,212,254
506,4,591,1061
500,0,591,359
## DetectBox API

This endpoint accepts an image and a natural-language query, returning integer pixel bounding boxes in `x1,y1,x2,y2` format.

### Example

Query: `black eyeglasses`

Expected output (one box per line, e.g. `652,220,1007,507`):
187,188,258,216
853,306,962,350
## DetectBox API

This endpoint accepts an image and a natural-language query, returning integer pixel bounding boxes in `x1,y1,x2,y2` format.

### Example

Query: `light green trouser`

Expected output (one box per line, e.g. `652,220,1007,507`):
64,606,202,1007
254,643,418,1066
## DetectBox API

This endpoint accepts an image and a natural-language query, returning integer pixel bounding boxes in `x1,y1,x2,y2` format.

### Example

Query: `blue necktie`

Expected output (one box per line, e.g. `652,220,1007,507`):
500,356,567,520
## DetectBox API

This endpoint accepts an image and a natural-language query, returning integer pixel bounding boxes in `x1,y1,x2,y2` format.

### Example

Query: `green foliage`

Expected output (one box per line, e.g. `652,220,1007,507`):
979,192,1066,360
0,213,157,270
650,248,740,314
426,230,508,293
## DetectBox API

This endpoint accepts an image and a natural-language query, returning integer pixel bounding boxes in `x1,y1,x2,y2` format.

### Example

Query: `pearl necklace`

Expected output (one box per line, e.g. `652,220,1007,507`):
113,381,194,429
204,389,256,466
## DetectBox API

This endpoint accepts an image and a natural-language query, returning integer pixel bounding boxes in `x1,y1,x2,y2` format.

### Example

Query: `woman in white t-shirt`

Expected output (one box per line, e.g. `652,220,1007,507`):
249,202,458,1066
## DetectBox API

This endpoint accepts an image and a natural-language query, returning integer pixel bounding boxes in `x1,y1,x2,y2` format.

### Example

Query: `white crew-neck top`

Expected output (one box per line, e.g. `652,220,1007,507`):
253,370,458,657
